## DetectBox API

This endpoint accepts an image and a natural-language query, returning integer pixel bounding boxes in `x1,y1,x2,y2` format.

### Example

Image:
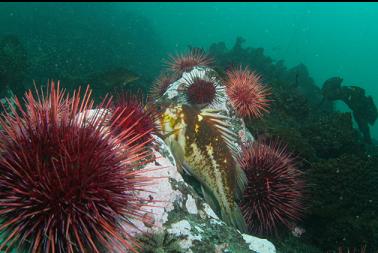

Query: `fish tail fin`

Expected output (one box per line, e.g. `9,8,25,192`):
201,186,247,233
201,186,221,214
234,163,248,201
221,203,248,233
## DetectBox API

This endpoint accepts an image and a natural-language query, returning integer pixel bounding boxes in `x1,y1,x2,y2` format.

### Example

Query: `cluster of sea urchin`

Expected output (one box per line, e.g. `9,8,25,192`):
238,140,305,236
0,82,155,253
150,49,216,103
225,66,271,118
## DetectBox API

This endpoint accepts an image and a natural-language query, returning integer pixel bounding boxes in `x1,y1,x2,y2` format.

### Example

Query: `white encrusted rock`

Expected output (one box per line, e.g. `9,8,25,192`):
185,195,198,215
125,137,185,236
242,234,277,253
167,220,202,250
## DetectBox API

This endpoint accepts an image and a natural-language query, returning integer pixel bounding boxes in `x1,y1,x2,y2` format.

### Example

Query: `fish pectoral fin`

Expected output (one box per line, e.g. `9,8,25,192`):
221,203,248,234
161,127,182,140
234,163,248,201
199,109,238,152
201,185,221,216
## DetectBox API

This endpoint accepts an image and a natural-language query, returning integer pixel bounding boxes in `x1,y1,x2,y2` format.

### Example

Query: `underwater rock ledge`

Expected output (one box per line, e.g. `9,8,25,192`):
77,103,276,252
125,65,276,253
127,135,276,253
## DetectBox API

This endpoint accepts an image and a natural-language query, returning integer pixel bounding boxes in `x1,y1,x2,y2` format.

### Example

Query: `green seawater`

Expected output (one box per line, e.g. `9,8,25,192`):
1,2,378,253
1,2,378,139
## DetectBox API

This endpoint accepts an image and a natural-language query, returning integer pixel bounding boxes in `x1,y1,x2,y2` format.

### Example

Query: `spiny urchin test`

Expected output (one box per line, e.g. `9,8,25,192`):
166,48,213,75
182,72,223,106
238,140,305,235
225,66,271,118
0,82,156,253
110,91,160,146
150,72,177,99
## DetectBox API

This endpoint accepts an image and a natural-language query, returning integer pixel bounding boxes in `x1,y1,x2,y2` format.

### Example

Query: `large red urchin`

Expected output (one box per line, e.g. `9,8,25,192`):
0,82,155,253
183,73,221,105
238,140,305,235
167,48,213,75
225,66,271,118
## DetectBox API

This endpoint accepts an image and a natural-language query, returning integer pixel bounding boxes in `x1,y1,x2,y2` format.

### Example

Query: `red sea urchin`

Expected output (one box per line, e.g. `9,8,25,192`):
238,140,305,235
110,92,159,146
167,48,213,75
183,73,221,105
0,82,155,253
225,66,270,118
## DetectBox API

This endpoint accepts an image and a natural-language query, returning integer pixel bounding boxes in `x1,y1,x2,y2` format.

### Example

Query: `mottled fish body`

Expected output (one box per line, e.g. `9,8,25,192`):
160,104,247,232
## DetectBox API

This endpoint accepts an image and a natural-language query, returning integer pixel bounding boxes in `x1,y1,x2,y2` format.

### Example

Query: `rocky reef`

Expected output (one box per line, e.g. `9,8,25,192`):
127,136,276,253
307,154,378,251
207,37,378,252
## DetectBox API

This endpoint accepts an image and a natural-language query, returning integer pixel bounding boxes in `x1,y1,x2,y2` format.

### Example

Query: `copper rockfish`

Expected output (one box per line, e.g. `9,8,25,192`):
160,104,247,232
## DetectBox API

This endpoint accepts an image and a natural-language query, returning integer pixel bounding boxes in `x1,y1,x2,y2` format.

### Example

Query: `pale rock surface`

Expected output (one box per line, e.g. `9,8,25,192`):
123,135,276,253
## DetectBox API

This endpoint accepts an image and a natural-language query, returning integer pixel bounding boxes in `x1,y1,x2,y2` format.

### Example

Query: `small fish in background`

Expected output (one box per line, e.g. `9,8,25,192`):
160,104,248,232
89,67,140,87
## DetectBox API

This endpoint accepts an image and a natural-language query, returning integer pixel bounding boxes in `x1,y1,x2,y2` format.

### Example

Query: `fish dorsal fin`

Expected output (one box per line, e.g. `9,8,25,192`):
199,109,238,153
